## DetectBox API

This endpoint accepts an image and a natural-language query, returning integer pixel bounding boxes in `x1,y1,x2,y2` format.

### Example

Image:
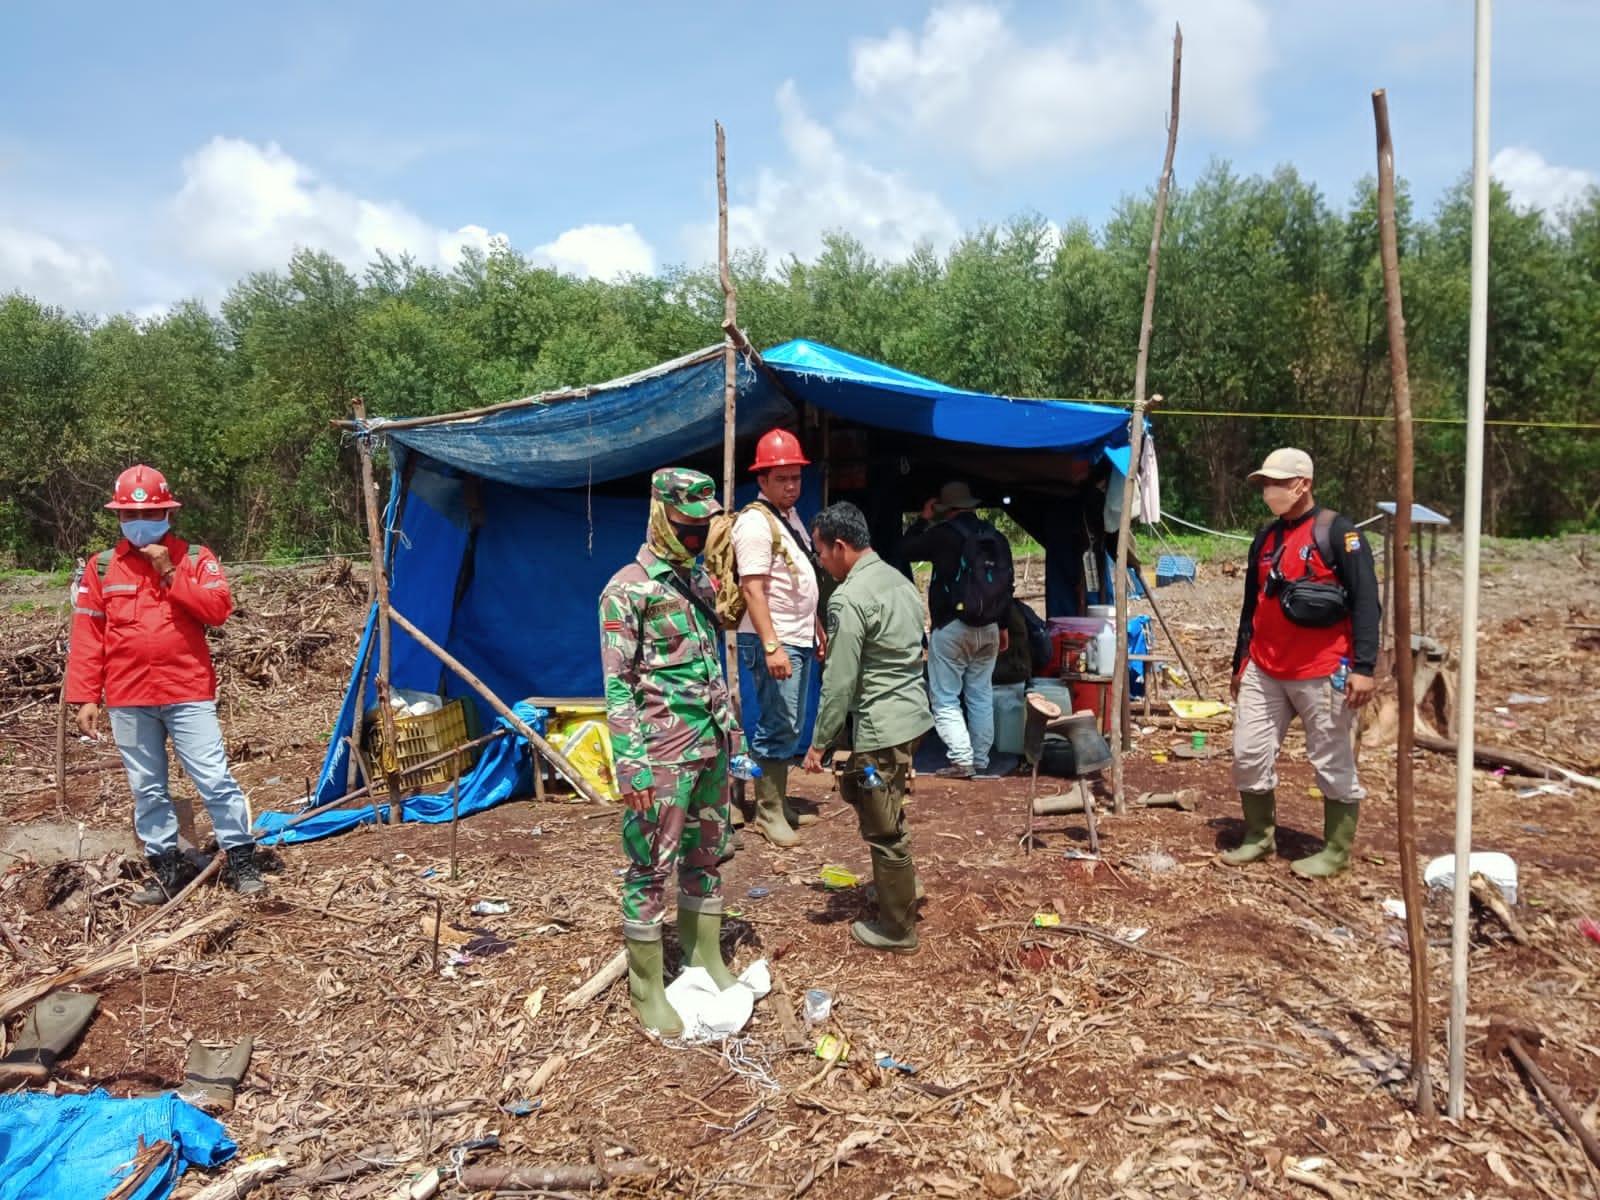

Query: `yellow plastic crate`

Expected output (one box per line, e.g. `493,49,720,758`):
365,698,478,794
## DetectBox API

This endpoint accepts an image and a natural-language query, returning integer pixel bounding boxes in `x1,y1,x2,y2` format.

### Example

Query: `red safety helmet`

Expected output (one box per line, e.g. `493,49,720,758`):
750,428,810,472
105,464,181,511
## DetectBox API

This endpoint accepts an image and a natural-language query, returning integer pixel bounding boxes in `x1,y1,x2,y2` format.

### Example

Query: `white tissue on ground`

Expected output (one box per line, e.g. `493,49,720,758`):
663,959,772,1042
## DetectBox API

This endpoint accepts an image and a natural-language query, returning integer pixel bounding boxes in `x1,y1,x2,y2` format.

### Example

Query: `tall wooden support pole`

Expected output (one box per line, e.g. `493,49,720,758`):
1449,0,1494,1119
715,121,742,725
353,399,405,826
1373,87,1434,1120
1110,24,1180,817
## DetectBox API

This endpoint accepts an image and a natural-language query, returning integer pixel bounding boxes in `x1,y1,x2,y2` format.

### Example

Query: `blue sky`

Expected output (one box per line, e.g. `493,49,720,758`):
2,0,1595,316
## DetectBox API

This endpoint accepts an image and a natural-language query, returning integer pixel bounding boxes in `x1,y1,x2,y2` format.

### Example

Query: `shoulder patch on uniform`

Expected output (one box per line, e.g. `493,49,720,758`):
205,559,221,575
602,620,624,632
1344,531,1361,553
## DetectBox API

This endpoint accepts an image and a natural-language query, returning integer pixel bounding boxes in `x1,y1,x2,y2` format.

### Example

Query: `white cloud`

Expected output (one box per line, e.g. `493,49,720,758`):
848,0,1271,171
532,223,655,280
695,81,960,268
0,225,119,310
172,137,497,279
1490,146,1598,218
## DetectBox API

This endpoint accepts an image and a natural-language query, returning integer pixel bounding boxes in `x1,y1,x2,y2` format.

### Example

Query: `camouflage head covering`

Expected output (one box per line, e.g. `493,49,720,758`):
651,468,722,518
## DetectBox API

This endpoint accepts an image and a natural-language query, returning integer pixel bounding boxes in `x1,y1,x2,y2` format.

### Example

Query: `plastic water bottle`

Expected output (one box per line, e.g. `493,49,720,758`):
860,765,885,791
729,754,763,781
1331,657,1350,693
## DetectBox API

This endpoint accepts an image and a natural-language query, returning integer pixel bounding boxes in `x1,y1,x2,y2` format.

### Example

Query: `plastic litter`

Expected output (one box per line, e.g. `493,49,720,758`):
1382,898,1408,920
819,865,859,889
814,1034,849,1062
1579,919,1600,947
803,988,833,1023
875,1053,917,1074
471,900,511,916
1506,693,1549,705
500,1099,542,1116
1424,851,1518,906
746,886,770,899
1031,913,1061,927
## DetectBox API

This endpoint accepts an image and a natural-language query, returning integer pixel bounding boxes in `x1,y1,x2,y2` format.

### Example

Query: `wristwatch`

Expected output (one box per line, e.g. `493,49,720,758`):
763,640,780,654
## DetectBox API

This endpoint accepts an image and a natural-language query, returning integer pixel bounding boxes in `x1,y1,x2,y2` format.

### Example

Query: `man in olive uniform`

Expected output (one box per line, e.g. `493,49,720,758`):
802,502,934,954
600,468,742,1036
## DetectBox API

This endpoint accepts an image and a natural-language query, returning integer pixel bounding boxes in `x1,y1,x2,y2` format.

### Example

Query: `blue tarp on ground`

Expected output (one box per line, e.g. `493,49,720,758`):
281,339,1140,825
0,1090,234,1200
257,703,545,845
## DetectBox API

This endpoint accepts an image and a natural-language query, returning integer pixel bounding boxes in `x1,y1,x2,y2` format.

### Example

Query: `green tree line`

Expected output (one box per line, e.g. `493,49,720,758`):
2,160,1596,569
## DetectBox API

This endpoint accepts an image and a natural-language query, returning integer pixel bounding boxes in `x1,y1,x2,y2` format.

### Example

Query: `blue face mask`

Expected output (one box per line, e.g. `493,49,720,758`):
121,518,170,547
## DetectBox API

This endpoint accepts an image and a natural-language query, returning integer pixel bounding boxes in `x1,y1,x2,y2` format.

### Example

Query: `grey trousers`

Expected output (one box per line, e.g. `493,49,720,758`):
1230,662,1364,800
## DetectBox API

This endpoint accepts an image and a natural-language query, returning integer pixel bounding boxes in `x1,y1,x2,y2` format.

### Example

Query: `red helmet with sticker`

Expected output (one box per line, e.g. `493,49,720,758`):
105,464,182,511
749,429,810,472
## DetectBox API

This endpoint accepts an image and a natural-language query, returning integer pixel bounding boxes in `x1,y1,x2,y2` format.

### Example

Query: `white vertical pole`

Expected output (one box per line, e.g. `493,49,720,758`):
1448,0,1492,1120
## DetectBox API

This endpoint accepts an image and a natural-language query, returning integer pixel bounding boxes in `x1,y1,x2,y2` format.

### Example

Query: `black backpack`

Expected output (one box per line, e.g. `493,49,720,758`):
948,518,1014,626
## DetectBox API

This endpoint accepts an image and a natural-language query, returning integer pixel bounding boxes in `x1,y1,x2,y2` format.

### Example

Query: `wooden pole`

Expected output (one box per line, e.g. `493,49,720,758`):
1110,23,1181,816
716,120,744,730
54,683,68,817
386,607,610,807
448,779,462,880
1374,86,1435,1119
352,398,405,826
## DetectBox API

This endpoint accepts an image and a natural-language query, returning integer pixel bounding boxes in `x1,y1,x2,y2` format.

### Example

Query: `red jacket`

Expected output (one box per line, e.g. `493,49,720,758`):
65,535,232,707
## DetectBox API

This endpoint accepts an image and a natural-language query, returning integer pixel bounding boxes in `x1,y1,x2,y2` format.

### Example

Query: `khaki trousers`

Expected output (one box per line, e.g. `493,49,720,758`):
1231,661,1364,800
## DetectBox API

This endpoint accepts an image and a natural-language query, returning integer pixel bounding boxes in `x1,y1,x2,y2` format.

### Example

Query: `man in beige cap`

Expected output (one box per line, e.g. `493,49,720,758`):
1223,448,1379,879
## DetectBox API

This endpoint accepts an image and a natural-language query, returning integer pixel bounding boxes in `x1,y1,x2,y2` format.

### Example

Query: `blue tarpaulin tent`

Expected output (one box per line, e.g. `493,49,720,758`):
263,340,1141,840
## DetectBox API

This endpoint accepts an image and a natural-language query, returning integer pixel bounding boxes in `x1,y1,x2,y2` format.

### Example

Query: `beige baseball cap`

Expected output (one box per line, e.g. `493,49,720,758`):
1248,447,1314,482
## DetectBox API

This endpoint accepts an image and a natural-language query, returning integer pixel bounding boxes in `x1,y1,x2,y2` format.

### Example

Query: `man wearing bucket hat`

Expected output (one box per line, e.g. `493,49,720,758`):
730,429,824,847
1224,448,1380,879
65,465,266,903
599,468,744,1036
901,481,1015,778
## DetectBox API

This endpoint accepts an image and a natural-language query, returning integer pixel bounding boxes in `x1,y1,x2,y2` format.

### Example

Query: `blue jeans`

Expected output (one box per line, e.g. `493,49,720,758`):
736,634,813,761
108,702,254,856
928,621,1000,770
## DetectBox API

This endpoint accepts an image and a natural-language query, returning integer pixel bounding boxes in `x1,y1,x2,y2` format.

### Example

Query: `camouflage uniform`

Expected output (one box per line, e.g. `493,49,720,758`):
600,469,739,941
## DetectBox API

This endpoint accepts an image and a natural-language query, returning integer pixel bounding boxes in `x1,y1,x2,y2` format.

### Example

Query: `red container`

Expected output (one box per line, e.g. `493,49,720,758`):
1070,681,1111,733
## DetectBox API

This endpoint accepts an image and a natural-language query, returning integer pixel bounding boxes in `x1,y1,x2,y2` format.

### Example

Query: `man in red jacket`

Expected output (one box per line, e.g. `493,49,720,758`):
1224,449,1379,879
66,465,265,902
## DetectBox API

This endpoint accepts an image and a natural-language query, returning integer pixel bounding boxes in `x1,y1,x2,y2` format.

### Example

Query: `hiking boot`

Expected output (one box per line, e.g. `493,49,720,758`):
625,934,683,1036
677,894,738,990
226,844,267,897
1292,799,1360,879
851,859,920,955
751,759,799,847
774,761,816,828
130,848,198,906
933,764,974,780
1220,790,1277,866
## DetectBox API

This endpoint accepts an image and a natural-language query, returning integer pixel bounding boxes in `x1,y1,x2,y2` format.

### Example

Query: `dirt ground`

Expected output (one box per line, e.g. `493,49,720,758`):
1,536,1598,1199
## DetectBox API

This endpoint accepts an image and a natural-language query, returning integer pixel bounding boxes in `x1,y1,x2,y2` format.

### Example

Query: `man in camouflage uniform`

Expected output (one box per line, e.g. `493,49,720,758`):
600,468,742,1036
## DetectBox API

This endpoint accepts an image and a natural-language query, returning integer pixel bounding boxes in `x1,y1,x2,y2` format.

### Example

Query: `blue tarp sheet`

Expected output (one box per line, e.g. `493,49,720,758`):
288,339,1140,820
0,1090,234,1200
257,703,545,845
764,340,1133,453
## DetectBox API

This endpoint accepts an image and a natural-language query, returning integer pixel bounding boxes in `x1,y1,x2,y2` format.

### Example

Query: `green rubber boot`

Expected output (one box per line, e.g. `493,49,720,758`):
775,760,816,828
624,935,683,1037
677,895,738,991
751,759,798,847
1292,799,1360,879
851,858,920,955
1219,790,1277,866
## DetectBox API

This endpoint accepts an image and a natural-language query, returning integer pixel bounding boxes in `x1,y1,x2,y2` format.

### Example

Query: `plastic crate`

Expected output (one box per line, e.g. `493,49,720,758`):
364,697,478,794
1155,554,1197,586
